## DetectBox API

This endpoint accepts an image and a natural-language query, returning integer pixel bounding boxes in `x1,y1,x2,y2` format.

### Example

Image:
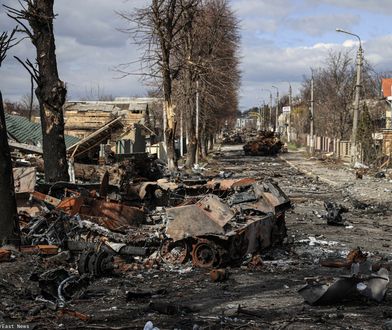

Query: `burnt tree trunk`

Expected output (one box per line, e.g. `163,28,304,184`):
163,88,177,170
208,133,214,150
159,8,177,171
0,91,20,245
28,0,69,182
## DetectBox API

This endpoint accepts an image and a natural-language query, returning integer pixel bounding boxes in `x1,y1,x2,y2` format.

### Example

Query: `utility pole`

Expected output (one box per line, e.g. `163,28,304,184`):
180,110,184,157
272,86,279,133
351,41,363,165
336,28,362,166
288,83,292,143
269,92,273,131
310,74,315,155
163,95,167,146
195,80,199,166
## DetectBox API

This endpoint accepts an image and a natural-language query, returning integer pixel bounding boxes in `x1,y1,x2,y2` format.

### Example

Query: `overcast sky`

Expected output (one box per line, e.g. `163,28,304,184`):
1,0,392,110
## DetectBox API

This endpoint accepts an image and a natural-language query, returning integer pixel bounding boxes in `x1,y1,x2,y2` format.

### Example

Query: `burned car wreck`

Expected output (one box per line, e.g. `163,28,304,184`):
162,180,291,268
18,169,291,273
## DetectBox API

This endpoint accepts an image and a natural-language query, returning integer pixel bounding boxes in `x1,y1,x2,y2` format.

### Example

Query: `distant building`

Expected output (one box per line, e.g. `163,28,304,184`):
381,79,392,156
236,117,256,129
382,78,392,98
382,78,392,129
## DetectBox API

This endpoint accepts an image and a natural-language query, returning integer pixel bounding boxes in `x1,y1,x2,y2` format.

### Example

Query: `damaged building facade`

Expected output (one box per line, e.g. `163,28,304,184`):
63,97,163,163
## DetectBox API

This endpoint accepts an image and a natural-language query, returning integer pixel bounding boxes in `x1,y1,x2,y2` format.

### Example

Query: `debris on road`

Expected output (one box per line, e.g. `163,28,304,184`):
323,201,349,226
299,265,389,305
243,131,283,156
320,247,368,269
210,268,229,282
163,180,290,268
2,130,392,329
1,147,294,327
0,248,11,262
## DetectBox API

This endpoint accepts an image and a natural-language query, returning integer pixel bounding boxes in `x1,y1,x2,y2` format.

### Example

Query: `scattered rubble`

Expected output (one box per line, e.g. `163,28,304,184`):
1,145,295,328
323,201,349,226
210,268,229,282
222,131,244,145
2,138,392,329
299,266,389,305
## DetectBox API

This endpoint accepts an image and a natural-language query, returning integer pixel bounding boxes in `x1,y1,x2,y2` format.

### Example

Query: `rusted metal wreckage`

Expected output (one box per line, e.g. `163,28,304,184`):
243,131,284,156
14,169,291,272
161,180,290,268
299,248,390,304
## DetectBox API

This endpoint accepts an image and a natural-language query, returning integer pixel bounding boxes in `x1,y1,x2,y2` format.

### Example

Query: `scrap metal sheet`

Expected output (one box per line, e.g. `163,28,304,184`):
166,194,234,241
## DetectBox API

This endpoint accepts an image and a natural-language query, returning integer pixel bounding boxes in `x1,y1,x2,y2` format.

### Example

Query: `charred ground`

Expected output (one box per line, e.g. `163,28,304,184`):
1,145,392,330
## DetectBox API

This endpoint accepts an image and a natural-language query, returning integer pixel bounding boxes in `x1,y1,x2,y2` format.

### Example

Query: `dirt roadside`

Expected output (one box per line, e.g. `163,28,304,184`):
280,148,392,211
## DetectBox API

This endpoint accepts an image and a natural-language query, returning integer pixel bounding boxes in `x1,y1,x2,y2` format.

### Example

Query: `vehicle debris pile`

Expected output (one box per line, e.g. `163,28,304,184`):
0,153,294,326
221,131,244,145
243,131,283,156
3,139,392,329
162,179,290,268
14,174,291,270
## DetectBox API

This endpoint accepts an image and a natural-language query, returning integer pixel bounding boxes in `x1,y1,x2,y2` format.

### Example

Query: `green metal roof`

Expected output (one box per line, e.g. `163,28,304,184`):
5,113,79,148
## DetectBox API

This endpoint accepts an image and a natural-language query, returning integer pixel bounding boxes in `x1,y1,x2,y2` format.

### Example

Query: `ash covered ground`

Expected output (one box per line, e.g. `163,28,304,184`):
1,145,392,330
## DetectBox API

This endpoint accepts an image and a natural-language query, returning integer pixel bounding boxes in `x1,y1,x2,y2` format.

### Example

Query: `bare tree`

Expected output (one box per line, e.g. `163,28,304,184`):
196,0,240,159
6,0,69,182
0,30,20,245
301,50,377,140
81,84,114,101
173,0,240,165
119,0,200,170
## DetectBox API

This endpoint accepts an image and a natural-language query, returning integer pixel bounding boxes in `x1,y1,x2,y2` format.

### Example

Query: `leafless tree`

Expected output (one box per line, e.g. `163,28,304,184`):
198,0,240,159
173,0,240,164
0,29,20,245
119,0,200,170
81,84,114,101
6,0,69,182
301,50,377,140
119,0,239,167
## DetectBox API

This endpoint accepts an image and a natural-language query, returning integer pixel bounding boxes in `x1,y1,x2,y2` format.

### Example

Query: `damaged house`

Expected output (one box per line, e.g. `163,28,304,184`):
5,112,79,153
63,97,162,163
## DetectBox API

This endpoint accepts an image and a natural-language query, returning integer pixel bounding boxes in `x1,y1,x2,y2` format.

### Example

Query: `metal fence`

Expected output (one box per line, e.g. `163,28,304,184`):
306,135,351,160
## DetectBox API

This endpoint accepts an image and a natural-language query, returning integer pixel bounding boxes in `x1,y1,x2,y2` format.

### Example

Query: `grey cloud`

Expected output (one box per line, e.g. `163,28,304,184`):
237,33,392,108
232,0,298,36
240,43,334,83
288,14,360,37
0,1,146,48
54,0,133,48
238,43,340,107
0,0,151,102
314,0,392,14
365,35,392,71
241,18,279,34
232,0,294,18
